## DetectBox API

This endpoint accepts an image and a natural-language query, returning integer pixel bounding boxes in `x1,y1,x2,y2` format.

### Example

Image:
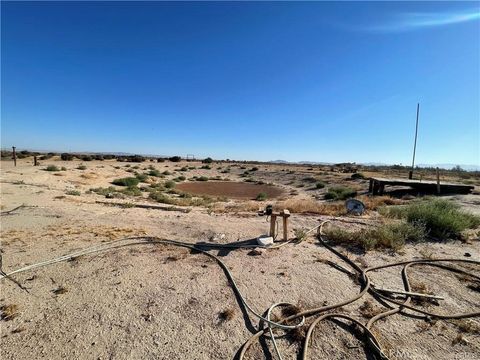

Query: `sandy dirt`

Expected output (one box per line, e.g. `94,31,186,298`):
0,158,479,360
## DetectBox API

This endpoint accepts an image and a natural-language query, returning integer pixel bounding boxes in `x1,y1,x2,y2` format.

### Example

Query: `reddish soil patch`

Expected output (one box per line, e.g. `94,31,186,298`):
176,181,283,200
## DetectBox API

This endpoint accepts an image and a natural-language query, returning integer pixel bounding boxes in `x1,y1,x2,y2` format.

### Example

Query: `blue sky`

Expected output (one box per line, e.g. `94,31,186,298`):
1,1,479,165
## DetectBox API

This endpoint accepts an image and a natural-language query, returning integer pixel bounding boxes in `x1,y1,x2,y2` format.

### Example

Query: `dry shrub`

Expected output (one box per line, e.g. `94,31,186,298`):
164,250,189,263
11,327,26,333
281,304,302,317
358,195,402,210
452,333,468,346
410,282,438,306
80,172,98,180
359,300,383,318
52,286,68,295
1,304,19,321
452,319,480,334
213,195,400,216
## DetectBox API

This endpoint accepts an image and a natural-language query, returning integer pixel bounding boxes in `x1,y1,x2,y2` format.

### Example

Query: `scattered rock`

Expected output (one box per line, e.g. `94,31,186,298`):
248,248,265,256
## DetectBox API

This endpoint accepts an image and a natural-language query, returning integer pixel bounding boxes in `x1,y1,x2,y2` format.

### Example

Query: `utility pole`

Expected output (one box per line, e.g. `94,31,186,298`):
12,146,17,167
409,103,420,179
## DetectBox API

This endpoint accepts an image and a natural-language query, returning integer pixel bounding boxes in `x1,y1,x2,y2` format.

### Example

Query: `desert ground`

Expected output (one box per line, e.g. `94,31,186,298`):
1,156,479,360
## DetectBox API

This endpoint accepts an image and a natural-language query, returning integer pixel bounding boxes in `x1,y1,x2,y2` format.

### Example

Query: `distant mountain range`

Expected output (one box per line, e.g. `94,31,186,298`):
271,160,479,171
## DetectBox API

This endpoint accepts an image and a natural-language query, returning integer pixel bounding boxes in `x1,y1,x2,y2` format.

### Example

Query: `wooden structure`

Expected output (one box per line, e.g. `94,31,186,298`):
269,209,290,241
369,177,474,195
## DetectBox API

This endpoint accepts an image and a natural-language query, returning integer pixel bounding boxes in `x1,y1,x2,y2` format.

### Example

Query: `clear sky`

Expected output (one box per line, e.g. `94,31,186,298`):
1,1,479,165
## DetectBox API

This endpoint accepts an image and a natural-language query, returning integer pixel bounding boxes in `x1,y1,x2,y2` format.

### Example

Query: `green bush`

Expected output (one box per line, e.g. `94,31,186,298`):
179,167,189,172
165,180,176,188
81,155,92,161
61,153,73,161
315,181,326,189
45,165,60,172
77,165,87,170
324,186,357,200
256,192,268,201
112,177,140,187
148,169,162,177
202,157,213,164
120,186,142,196
174,176,186,182
135,173,149,182
201,165,211,170
61,167,67,171
149,191,176,204
66,190,81,196
197,176,209,181
380,198,480,239
324,222,426,251
169,156,182,162
351,172,366,180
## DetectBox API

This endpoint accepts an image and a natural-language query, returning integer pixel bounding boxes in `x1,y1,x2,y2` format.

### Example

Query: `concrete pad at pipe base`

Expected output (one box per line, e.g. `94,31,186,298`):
257,235,274,247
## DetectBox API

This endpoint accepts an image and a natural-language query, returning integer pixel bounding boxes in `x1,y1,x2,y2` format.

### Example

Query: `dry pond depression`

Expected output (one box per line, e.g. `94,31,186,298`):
176,181,284,200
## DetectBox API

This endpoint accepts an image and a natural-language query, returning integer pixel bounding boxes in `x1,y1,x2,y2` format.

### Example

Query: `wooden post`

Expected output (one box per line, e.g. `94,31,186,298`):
282,210,290,241
34,155,38,166
269,214,277,238
12,146,16,167
379,183,385,195
436,167,441,194
269,210,290,240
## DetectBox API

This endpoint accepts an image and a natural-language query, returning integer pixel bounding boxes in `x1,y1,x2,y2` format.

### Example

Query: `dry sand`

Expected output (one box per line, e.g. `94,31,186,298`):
0,158,479,359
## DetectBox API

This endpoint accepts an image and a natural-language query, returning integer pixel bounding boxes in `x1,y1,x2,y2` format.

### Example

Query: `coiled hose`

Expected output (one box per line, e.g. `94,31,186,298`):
239,221,480,359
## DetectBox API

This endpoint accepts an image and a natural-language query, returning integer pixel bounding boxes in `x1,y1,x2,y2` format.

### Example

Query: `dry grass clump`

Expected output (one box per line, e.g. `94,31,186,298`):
164,249,189,263
281,304,302,317
359,195,402,210
218,308,236,322
276,198,346,216
52,286,68,295
293,228,307,242
279,304,307,343
410,282,437,306
213,195,401,215
80,172,98,180
0,304,19,321
358,300,383,318
452,333,469,346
